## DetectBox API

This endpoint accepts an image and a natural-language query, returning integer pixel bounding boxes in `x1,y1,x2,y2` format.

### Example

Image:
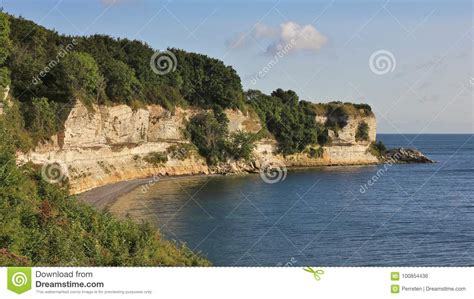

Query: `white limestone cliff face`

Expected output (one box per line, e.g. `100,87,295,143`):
16,101,379,194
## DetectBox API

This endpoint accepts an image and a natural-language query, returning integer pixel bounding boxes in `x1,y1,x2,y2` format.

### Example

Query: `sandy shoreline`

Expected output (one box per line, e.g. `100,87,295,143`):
76,174,220,209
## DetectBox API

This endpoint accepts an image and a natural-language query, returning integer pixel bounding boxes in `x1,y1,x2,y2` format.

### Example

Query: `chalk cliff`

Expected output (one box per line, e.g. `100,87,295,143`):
17,101,379,194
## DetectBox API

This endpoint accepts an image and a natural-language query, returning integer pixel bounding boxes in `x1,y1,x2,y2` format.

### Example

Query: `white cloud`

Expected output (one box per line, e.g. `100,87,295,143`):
276,22,327,52
227,21,327,54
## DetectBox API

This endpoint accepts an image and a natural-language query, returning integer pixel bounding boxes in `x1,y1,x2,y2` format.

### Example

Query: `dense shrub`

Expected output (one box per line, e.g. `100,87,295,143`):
62,52,103,104
0,12,11,91
305,146,324,158
0,12,10,65
167,143,195,161
144,152,168,165
246,89,319,154
25,97,60,143
186,111,229,165
355,121,370,141
185,109,258,164
226,131,257,161
368,141,387,158
0,99,32,151
317,129,332,145
0,67,9,91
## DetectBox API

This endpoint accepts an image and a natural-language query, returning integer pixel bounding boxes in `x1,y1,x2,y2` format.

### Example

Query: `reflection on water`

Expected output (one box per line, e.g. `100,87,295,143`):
110,135,474,266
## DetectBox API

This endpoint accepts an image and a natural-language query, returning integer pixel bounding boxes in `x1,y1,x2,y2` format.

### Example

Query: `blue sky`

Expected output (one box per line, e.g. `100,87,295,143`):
3,0,473,133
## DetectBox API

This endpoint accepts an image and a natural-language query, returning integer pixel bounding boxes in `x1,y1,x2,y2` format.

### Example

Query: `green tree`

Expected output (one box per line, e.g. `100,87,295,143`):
0,11,11,92
26,97,59,142
226,131,256,161
102,59,142,105
247,89,319,154
186,111,228,165
173,49,244,109
0,12,11,65
62,52,102,103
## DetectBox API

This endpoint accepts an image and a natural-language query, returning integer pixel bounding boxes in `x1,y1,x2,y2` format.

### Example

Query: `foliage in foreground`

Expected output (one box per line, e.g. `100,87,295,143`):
0,123,210,266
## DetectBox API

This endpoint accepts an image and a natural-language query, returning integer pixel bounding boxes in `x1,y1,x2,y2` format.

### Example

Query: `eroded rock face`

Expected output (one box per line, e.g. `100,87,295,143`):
147,106,192,141
63,102,150,148
226,109,261,133
17,100,382,194
382,148,434,164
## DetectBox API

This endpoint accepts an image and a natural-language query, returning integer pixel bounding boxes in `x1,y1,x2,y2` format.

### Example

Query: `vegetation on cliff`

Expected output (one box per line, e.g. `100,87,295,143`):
367,141,387,158
0,121,210,266
3,12,373,156
0,11,10,92
185,107,258,165
246,89,321,154
355,121,370,142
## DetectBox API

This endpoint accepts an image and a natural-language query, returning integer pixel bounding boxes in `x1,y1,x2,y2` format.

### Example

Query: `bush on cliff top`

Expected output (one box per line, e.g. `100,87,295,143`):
246,89,320,154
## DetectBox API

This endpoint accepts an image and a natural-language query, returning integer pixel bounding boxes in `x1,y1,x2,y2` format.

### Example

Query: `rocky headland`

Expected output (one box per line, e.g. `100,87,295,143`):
15,100,433,195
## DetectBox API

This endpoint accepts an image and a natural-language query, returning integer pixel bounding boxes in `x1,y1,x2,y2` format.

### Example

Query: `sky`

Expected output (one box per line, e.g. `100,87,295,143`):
2,0,473,133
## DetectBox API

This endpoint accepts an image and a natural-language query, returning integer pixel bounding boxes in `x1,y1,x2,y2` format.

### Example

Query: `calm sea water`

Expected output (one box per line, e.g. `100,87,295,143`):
111,134,474,266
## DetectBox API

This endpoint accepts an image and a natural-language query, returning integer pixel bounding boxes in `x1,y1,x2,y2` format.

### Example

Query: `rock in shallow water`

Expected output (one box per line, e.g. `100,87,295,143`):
382,148,435,164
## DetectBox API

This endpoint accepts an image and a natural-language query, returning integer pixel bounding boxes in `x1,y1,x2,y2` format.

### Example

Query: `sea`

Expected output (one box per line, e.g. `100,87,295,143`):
110,134,474,266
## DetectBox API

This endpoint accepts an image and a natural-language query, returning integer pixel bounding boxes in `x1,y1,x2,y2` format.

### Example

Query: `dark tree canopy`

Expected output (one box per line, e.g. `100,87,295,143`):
5,15,244,111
